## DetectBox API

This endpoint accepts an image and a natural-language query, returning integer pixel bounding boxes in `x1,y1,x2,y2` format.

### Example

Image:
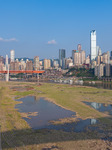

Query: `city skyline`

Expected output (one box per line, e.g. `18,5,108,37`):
0,31,110,61
0,0,112,59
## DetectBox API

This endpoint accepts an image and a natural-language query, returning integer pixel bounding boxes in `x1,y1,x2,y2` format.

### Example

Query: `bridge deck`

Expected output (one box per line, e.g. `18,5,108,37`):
0,70,45,74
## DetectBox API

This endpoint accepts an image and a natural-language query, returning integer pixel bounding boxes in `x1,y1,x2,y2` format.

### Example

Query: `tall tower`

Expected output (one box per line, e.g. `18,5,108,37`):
10,50,15,62
90,30,97,62
59,49,66,68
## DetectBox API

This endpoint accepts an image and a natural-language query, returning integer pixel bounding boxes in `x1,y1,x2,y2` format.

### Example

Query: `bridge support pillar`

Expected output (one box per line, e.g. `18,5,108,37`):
6,65,9,82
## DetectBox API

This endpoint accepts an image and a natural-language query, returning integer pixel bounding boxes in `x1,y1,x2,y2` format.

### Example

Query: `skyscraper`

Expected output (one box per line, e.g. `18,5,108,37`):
0,56,4,64
26,60,33,70
73,52,80,65
97,46,102,56
72,49,85,65
81,50,86,64
34,56,40,70
77,44,82,52
59,49,66,68
6,55,8,66
90,30,97,62
44,59,51,69
10,50,15,62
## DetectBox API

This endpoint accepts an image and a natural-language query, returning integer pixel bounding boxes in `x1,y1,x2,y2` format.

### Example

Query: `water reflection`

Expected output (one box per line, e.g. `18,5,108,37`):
47,118,97,132
103,82,112,89
90,102,102,110
91,119,97,125
83,101,112,115
83,82,112,90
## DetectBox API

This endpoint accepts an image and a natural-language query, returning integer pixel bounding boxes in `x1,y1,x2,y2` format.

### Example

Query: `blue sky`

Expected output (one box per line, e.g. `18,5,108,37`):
0,0,112,59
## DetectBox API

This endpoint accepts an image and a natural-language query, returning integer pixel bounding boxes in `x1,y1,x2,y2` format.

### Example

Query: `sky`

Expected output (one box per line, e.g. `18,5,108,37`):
0,0,112,59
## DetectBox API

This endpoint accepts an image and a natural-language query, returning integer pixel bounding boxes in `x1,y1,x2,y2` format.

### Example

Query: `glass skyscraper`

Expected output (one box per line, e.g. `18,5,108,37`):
90,30,97,62
59,49,66,68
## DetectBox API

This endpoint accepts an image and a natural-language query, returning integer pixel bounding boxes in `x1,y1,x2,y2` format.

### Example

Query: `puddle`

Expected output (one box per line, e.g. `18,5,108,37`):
15,96,76,129
15,96,98,132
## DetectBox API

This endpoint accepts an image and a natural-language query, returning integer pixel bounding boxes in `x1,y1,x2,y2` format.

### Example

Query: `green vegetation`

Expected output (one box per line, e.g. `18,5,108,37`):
0,81,112,150
65,68,96,78
82,76,99,81
15,90,35,98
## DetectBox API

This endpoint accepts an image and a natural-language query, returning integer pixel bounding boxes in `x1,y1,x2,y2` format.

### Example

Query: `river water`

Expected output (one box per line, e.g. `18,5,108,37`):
83,82,112,90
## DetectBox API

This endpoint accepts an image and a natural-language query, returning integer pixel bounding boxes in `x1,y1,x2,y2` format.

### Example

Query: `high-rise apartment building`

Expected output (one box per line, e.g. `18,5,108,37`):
107,51,110,64
26,60,33,70
81,50,86,64
73,50,85,65
105,64,111,76
0,62,4,71
110,51,112,60
90,30,97,62
73,51,80,65
102,52,109,64
95,64,105,78
65,58,73,68
34,56,40,70
10,50,15,62
97,47,102,56
0,56,4,64
85,55,90,64
59,49,66,67
72,50,77,62
96,46,102,56
6,55,9,66
97,55,101,65
52,59,59,68
10,62,20,70
44,59,51,69
20,59,26,70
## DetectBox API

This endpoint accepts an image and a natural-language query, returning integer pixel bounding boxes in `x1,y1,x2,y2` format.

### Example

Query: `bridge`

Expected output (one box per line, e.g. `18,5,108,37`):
0,70,45,74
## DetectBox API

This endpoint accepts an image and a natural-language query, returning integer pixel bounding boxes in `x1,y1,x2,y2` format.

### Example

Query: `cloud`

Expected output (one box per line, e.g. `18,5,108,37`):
47,40,57,45
0,37,18,42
